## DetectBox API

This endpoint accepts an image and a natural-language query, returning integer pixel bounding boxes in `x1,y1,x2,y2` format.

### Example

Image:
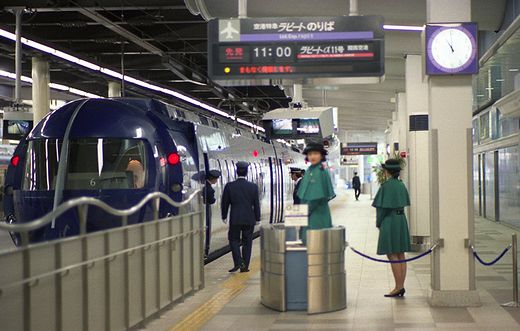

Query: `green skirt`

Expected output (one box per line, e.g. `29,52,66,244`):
377,214,411,255
300,199,332,244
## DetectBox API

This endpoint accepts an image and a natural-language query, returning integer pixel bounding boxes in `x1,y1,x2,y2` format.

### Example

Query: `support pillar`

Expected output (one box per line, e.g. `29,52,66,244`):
14,8,23,104
427,0,479,307
293,84,303,104
389,110,399,154
31,57,50,124
405,54,431,249
108,81,122,98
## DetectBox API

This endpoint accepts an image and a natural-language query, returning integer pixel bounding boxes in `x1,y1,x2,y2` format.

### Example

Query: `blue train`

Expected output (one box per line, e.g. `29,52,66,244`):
3,98,303,259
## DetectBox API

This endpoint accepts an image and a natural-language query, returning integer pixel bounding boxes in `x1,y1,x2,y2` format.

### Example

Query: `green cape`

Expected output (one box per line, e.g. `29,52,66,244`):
372,178,410,209
297,164,336,202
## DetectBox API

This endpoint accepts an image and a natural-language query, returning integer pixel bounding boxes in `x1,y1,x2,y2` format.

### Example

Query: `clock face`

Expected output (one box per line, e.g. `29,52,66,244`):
426,23,478,75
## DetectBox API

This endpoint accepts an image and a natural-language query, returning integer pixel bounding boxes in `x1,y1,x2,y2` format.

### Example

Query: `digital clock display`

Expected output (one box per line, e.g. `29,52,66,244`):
253,46,294,62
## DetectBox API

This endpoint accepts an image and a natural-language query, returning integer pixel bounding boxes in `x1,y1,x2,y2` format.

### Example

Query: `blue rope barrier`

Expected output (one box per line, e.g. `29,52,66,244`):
471,245,512,266
349,244,437,264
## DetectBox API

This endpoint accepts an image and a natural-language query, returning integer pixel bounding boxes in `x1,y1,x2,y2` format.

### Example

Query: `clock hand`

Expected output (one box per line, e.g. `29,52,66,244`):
446,41,454,53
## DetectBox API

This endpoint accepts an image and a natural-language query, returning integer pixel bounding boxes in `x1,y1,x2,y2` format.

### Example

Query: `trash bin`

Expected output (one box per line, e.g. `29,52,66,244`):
260,225,346,314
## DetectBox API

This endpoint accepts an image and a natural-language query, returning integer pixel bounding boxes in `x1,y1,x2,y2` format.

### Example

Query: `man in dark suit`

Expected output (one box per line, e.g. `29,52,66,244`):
290,167,305,205
202,170,221,205
352,172,361,201
221,161,260,273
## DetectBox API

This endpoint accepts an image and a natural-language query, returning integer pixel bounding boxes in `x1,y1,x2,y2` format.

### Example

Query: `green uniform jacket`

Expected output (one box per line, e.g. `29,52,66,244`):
297,164,336,243
372,177,411,255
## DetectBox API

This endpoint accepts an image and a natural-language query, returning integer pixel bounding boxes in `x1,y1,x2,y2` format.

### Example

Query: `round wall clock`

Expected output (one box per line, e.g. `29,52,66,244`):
425,23,478,75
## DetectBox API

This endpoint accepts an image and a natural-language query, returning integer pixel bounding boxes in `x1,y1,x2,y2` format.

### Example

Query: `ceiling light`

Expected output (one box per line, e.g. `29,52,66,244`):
496,79,505,82
0,69,102,98
383,24,424,32
509,68,519,72
0,27,263,132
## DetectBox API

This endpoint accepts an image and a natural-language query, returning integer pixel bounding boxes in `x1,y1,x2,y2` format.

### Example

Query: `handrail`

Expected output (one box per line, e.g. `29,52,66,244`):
0,189,202,234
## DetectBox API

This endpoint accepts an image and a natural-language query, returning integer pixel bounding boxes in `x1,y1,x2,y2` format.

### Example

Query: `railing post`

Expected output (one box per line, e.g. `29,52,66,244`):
502,233,520,307
78,205,89,235
153,197,160,220
20,231,30,247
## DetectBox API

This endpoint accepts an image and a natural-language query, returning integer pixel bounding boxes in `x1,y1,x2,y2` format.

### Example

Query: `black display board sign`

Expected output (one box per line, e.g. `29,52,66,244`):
208,16,384,81
341,142,378,155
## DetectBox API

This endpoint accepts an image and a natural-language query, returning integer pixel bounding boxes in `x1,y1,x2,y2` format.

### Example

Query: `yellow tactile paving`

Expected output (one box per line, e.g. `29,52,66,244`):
169,258,260,331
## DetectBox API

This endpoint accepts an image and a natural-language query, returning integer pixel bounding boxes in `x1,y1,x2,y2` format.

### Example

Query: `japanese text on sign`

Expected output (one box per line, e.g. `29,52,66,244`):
252,21,336,32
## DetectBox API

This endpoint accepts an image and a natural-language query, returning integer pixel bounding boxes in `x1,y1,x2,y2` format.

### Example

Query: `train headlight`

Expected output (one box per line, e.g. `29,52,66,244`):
171,184,182,192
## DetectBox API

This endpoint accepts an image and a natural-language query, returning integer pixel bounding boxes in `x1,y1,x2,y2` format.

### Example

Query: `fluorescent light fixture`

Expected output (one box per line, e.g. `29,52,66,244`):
476,94,485,97
383,24,424,32
0,27,264,132
509,68,519,72
496,79,505,82
0,69,102,98
169,79,207,86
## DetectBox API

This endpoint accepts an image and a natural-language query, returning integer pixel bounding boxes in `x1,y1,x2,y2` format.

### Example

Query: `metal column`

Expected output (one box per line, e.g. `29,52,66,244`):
32,57,50,123
13,7,23,104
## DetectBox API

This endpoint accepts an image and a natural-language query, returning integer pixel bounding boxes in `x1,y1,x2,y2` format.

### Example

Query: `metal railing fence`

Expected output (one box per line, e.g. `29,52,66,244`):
0,189,204,331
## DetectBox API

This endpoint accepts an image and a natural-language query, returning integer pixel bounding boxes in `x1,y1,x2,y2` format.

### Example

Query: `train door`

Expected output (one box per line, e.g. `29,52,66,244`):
230,161,236,180
203,153,211,256
268,157,276,223
167,130,200,213
278,159,284,223
204,155,225,256
224,160,231,183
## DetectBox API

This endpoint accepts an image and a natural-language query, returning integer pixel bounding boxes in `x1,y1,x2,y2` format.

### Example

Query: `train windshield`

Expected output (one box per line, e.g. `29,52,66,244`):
23,138,148,191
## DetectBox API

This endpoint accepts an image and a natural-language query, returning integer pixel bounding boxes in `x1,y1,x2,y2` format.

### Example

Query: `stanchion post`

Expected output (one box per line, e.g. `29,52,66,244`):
502,233,520,307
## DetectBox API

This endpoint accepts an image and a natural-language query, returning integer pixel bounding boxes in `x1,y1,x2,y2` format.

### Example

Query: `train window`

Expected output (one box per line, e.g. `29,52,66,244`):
23,138,148,191
175,144,198,191
199,115,209,126
211,120,219,128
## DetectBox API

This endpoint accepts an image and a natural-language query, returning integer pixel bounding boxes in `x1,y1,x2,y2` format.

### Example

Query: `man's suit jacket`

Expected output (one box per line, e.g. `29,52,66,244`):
293,179,302,205
202,181,216,205
221,178,260,226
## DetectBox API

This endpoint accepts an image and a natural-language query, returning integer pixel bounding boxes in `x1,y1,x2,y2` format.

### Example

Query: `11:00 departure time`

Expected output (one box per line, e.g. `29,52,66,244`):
253,46,292,58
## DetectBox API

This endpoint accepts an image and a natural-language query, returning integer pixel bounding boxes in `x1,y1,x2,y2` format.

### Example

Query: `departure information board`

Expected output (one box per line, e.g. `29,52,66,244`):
208,16,384,82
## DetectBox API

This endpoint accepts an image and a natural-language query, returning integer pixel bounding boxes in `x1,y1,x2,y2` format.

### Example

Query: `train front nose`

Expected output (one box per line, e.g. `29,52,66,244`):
12,136,155,243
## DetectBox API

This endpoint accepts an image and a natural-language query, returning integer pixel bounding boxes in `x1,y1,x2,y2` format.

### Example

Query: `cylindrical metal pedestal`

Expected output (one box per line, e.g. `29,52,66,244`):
260,225,346,314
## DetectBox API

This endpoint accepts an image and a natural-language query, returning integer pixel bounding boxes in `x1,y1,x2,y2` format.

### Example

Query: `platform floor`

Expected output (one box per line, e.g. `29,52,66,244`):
130,189,520,329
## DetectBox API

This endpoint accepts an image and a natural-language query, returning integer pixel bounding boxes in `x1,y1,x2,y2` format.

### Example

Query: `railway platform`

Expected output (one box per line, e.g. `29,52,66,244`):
144,189,520,331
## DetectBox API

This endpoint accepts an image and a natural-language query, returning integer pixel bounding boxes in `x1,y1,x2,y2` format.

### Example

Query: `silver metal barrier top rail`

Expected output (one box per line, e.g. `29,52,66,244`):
0,189,202,236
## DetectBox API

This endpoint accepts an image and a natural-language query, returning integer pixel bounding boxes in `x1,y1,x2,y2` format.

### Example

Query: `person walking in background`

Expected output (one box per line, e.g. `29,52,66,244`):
290,167,305,205
372,159,411,298
221,162,260,273
297,143,336,244
352,171,361,201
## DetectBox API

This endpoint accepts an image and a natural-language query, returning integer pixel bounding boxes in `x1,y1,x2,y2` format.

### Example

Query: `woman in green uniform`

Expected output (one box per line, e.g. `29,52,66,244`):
297,143,336,243
372,159,411,298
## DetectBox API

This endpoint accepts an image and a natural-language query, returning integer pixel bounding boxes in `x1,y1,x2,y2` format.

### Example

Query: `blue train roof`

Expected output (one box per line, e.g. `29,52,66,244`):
30,98,162,141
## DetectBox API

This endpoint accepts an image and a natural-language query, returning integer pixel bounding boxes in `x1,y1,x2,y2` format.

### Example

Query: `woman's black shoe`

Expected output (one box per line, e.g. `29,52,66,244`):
384,288,405,297
228,266,240,273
